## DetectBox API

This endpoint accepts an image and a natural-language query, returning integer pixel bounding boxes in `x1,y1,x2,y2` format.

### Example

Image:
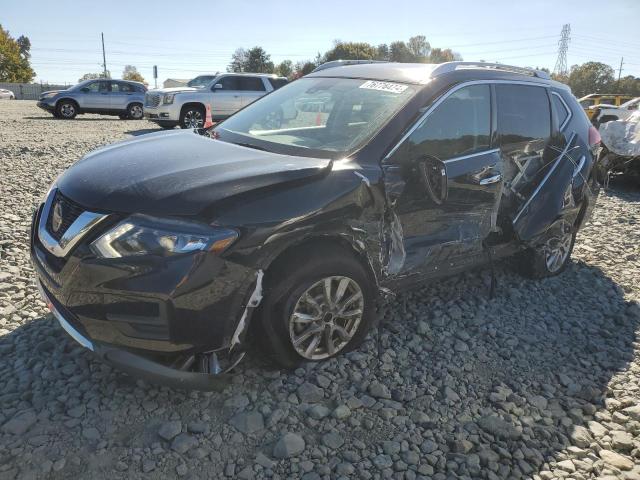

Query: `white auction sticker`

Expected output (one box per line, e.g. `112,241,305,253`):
359,80,408,94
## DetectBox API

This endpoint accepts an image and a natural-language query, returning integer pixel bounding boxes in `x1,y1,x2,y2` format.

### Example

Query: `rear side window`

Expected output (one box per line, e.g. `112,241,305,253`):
268,78,288,90
496,85,550,145
551,93,570,129
238,77,266,91
403,84,491,161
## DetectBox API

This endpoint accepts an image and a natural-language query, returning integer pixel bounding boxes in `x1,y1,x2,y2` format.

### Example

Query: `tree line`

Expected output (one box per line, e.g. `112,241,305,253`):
228,36,461,78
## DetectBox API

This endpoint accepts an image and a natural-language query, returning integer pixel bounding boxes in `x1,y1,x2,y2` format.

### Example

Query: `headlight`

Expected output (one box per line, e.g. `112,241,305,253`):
42,92,58,98
91,215,238,258
163,94,175,105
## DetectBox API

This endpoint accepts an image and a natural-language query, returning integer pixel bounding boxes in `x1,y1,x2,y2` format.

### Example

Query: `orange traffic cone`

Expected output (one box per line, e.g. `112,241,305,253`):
204,104,214,128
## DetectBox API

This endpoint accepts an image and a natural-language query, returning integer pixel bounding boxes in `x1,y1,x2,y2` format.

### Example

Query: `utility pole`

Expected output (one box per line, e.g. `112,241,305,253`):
553,24,571,78
617,57,624,84
101,32,107,78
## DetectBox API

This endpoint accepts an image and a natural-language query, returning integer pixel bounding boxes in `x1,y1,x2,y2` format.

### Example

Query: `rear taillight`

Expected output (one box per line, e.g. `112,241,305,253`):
588,125,601,147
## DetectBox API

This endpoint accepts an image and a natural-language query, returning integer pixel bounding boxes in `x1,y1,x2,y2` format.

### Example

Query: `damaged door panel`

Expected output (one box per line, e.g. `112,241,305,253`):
382,83,502,277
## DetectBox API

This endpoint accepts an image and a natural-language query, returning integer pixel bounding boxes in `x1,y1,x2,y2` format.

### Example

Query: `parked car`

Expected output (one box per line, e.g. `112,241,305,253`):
143,73,288,129
578,93,634,120
0,88,15,100
590,97,640,126
37,79,147,120
32,61,600,389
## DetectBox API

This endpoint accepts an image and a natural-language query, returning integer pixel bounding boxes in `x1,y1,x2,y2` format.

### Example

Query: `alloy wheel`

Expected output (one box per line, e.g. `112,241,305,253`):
183,110,203,128
130,105,143,119
544,229,573,273
60,103,75,118
288,276,364,360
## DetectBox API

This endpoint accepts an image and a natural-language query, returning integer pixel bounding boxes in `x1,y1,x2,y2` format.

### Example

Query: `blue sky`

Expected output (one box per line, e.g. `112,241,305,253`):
3,0,640,85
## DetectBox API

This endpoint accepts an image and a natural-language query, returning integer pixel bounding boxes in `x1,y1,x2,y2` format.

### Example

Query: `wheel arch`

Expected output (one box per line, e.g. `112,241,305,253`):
262,234,379,293
180,102,206,116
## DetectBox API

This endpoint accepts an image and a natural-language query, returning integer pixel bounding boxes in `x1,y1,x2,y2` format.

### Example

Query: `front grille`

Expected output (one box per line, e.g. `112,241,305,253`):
46,191,84,241
145,93,161,108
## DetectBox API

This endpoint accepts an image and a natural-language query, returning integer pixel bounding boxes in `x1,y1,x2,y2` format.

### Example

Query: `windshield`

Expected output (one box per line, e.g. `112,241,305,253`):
215,77,416,158
187,75,215,88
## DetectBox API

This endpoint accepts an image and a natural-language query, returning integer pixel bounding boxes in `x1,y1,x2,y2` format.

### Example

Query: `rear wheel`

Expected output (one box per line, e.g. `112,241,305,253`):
257,246,376,368
514,221,576,278
127,103,143,120
56,100,77,119
179,105,205,129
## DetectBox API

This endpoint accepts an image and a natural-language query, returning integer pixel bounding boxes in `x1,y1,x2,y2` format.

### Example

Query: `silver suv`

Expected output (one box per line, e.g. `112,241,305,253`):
37,79,147,120
144,73,288,129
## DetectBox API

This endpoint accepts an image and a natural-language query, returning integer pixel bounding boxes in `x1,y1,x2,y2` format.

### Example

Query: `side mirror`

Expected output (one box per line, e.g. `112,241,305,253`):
417,155,448,205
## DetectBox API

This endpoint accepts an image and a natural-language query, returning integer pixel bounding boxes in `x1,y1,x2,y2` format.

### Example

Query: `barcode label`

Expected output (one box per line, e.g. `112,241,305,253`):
359,80,408,93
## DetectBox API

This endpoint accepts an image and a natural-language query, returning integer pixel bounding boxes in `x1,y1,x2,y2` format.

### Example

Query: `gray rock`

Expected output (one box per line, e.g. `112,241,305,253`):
599,449,634,470
332,405,351,420
229,411,264,434
171,433,198,454
297,382,324,403
255,452,276,469
373,454,393,469
307,404,330,420
142,459,156,473
369,381,391,399
2,410,37,435
477,416,521,440
273,433,305,458
570,426,593,448
176,464,188,477
158,420,182,441
611,430,634,451
322,432,344,449
82,427,100,441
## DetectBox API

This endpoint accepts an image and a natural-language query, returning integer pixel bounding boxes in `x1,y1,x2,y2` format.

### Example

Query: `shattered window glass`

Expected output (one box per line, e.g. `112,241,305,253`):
405,84,491,161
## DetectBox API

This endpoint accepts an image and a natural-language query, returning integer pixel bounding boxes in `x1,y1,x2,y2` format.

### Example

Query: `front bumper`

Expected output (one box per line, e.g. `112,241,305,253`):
144,103,180,122
30,196,261,388
37,101,55,112
38,280,237,390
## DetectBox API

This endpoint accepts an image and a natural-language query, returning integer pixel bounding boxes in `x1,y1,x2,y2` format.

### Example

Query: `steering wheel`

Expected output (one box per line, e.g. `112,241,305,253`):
417,155,448,205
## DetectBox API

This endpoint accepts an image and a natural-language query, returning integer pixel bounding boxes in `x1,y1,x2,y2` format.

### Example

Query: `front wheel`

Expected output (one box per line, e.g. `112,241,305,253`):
56,100,77,119
126,103,143,120
179,106,205,129
514,222,576,278
257,247,376,368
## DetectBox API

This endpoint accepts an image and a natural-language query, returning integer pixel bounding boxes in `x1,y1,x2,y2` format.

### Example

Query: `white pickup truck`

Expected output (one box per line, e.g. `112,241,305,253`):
144,73,288,129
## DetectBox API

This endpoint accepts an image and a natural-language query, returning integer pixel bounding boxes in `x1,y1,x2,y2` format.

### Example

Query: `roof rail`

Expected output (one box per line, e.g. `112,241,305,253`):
431,61,551,80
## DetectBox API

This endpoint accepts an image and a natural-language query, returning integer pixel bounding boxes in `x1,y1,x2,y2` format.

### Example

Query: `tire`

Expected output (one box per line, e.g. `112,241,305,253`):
179,105,205,129
256,245,377,369
56,100,78,119
513,221,576,279
127,103,143,120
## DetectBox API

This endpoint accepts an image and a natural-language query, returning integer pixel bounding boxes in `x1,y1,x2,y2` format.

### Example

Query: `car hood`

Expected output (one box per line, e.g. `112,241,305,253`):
56,130,332,217
41,89,67,96
148,87,199,94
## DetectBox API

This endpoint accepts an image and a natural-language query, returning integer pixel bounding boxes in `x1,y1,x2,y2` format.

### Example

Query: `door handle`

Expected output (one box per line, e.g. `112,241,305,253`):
478,174,502,185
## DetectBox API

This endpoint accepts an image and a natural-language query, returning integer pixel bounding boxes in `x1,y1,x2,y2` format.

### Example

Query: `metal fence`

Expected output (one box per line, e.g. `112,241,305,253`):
0,82,72,100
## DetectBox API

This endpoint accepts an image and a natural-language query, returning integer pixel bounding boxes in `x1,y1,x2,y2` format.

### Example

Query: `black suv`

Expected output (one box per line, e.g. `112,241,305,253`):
31,62,601,389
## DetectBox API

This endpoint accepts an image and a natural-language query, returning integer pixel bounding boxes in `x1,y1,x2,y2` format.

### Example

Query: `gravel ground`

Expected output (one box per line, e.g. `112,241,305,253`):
1,100,640,480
